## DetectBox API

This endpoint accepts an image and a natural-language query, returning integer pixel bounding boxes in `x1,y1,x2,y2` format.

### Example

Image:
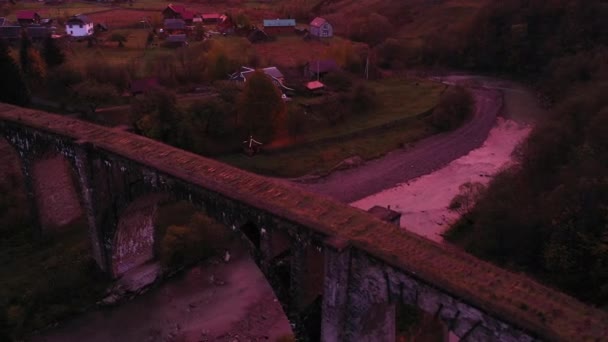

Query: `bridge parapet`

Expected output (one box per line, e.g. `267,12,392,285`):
1,103,607,341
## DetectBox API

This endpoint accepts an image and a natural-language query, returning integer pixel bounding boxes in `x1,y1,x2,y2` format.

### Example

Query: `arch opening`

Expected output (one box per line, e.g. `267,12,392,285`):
31,151,84,231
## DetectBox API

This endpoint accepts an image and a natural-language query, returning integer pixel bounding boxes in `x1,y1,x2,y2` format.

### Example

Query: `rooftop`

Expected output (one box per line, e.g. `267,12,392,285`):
310,17,328,27
263,19,296,27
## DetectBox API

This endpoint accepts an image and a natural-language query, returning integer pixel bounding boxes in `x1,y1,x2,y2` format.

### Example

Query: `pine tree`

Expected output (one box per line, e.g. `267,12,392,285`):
42,35,65,68
0,39,31,106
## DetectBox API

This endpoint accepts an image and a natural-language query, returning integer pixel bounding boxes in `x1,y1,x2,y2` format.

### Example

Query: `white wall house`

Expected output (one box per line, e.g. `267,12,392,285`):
309,17,333,38
66,15,93,37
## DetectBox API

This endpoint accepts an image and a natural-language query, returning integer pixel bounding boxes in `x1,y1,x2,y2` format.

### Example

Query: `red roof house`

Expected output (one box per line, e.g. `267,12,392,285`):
16,10,41,26
162,4,195,25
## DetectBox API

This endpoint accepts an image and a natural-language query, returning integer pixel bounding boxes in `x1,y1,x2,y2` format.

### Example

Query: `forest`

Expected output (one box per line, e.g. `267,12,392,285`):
442,0,608,307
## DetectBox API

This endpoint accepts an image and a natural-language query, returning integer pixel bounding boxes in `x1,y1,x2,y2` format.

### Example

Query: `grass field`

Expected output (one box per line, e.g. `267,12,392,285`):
219,77,444,177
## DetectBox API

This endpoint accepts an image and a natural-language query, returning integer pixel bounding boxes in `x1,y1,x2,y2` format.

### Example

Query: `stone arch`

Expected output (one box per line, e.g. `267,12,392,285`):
240,221,261,251
30,150,83,231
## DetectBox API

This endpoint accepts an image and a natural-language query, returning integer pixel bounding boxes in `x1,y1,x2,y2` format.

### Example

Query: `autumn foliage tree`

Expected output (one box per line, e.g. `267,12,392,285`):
42,35,65,68
237,70,285,143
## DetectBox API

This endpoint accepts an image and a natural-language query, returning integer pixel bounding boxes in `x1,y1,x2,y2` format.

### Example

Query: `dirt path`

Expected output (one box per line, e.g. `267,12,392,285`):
296,80,501,203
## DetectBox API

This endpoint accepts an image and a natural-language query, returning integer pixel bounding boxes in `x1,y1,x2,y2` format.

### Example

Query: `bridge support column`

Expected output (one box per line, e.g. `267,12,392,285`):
320,237,351,341
18,152,43,237
73,142,114,275
321,238,396,342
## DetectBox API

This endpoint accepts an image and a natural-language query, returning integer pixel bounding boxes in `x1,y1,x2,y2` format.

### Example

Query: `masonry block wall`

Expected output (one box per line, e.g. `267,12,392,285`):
3,104,607,342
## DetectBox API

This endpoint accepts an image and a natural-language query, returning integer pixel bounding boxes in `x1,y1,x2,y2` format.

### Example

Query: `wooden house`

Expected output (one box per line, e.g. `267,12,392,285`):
162,4,195,25
201,13,221,24
163,18,186,35
263,19,295,36
16,11,41,26
309,17,333,38
217,14,234,34
0,26,21,41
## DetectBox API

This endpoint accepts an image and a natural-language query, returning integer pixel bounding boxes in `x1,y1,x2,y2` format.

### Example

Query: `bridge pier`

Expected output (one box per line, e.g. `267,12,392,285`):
321,237,352,341
73,142,113,274
321,237,396,342
18,152,43,237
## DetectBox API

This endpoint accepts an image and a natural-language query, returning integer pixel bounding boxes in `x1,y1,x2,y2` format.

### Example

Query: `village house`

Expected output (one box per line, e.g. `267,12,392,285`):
304,59,339,79
0,26,21,41
201,13,222,24
247,28,269,43
217,14,234,34
263,19,295,36
309,17,333,38
26,26,54,40
162,4,195,25
163,18,186,35
16,10,41,26
305,80,325,92
66,15,94,37
164,34,188,47
230,66,294,92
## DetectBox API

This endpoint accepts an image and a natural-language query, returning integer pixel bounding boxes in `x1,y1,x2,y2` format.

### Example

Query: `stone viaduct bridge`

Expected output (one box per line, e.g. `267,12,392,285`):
1,103,607,341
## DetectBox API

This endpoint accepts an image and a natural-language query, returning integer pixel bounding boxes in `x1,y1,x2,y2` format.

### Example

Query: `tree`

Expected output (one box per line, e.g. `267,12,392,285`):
71,80,119,115
206,43,231,81
234,12,251,29
430,86,474,131
42,35,65,68
287,104,307,142
25,48,46,81
130,87,179,141
146,31,154,47
19,30,31,73
237,70,285,142
109,32,128,48
0,39,30,106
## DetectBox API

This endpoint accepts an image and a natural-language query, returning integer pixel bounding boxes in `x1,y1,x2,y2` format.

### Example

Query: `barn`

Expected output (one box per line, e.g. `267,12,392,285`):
263,19,295,36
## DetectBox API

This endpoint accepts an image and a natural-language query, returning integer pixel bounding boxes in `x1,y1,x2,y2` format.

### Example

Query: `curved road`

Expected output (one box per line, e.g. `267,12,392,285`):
296,76,504,203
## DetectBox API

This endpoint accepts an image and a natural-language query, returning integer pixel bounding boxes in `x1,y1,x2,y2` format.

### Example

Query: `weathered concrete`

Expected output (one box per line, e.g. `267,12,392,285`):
1,104,608,342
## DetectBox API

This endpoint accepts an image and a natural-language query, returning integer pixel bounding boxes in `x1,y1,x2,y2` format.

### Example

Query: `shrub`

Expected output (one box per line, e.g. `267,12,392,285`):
351,84,377,114
448,182,486,215
429,86,473,131
159,213,228,268
323,70,352,92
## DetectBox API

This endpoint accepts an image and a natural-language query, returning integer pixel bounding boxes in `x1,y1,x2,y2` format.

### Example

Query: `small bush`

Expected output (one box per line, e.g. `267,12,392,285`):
429,86,474,132
448,182,486,215
159,213,228,268
351,84,377,114
323,70,353,92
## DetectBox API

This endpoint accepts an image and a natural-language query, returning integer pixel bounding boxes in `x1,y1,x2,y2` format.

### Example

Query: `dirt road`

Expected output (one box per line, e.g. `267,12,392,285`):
296,79,502,203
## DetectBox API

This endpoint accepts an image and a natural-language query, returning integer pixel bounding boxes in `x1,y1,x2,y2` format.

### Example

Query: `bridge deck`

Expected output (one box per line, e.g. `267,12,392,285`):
1,104,607,341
